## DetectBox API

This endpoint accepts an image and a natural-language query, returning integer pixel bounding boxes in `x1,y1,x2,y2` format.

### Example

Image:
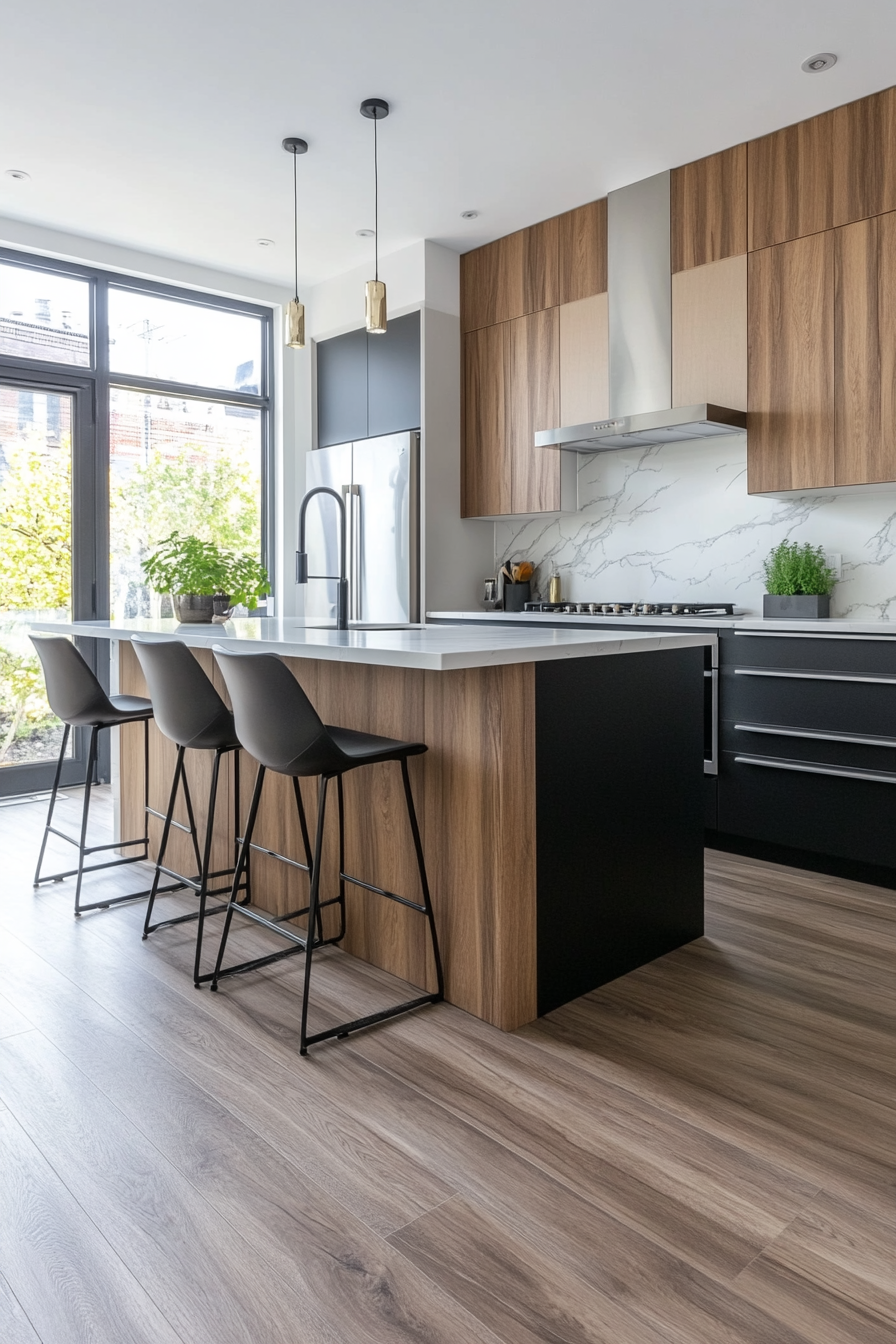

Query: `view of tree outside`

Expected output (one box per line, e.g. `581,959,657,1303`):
109,388,262,620
0,388,72,765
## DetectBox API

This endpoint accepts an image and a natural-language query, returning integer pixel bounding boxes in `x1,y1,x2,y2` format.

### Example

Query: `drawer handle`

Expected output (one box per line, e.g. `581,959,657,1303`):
734,754,896,785
734,668,896,685
734,722,896,749
734,630,896,642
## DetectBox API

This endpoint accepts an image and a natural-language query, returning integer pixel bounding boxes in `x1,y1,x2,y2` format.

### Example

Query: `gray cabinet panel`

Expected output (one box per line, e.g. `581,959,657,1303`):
317,327,367,447
367,311,421,437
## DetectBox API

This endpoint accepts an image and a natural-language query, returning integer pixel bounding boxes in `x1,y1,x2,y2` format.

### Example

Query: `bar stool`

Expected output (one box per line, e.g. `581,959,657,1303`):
210,647,444,1055
29,633,180,916
131,636,248,986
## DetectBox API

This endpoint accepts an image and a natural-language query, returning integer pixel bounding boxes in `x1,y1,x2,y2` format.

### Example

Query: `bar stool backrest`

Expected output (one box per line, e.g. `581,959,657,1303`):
131,637,234,750
213,647,343,777
30,634,111,726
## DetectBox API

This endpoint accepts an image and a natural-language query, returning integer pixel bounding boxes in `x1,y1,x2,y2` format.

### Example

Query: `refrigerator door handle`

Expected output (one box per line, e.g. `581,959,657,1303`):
342,484,361,621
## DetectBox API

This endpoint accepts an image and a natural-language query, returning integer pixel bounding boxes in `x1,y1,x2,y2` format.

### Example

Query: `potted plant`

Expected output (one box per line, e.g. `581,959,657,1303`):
762,541,837,619
143,533,270,624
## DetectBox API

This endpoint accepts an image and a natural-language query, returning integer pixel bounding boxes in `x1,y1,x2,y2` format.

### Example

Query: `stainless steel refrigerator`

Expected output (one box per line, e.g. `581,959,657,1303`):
303,431,420,624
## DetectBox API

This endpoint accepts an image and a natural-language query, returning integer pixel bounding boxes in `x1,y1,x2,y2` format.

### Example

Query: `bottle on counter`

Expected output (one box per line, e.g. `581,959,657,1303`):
548,570,562,605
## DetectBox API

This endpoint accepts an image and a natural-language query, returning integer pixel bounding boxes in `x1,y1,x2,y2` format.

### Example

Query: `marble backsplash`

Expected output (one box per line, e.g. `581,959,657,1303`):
495,435,896,618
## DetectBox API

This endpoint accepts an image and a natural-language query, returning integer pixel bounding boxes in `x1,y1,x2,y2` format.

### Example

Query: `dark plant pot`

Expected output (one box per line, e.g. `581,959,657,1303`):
174,594,215,623
763,593,831,620
503,581,531,613
212,593,233,620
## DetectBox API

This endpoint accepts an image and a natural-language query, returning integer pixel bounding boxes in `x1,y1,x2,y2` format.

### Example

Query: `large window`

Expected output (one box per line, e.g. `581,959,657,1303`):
0,250,272,792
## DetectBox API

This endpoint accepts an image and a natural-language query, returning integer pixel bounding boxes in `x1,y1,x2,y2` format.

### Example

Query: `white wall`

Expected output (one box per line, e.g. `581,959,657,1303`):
495,435,896,618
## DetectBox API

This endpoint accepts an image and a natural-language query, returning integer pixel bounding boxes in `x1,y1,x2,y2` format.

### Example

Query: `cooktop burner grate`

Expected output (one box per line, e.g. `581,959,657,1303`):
523,601,736,617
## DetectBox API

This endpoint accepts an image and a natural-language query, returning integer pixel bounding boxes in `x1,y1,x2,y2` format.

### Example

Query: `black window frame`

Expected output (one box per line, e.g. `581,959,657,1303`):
0,245,275,602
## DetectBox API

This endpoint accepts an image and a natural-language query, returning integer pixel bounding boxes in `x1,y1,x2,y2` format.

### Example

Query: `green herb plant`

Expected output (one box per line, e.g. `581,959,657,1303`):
143,533,270,610
763,541,837,597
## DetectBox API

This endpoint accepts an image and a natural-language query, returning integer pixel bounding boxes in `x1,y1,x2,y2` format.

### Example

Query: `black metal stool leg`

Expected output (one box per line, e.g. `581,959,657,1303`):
34,723,70,888
73,727,99,917
211,763,266,990
143,745,185,939
178,757,205,878
335,774,347,943
292,777,320,940
401,757,445,1000
234,749,250,906
299,774,330,1056
193,748,223,986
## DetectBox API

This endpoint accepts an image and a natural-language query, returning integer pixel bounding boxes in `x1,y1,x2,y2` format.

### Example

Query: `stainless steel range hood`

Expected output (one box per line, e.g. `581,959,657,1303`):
536,170,746,455
537,403,746,452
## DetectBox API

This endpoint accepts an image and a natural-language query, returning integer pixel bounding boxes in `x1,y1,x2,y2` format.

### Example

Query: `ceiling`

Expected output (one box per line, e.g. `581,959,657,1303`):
1,1,892,290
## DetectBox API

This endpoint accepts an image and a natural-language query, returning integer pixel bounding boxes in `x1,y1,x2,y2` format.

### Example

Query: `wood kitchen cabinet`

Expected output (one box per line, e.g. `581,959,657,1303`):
462,309,561,516
833,86,896,227
747,111,835,251
462,322,511,516
834,211,896,485
559,293,609,426
558,198,607,303
461,217,559,333
747,232,835,493
671,145,747,272
672,255,747,411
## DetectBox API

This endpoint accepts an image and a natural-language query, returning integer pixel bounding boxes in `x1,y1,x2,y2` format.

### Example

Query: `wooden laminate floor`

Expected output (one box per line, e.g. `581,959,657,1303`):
0,786,893,1344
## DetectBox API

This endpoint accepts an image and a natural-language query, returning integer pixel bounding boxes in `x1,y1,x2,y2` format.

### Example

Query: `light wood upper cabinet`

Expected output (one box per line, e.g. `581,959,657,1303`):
672,256,747,411
559,294,609,425
747,233,835,493
462,323,511,516
461,217,559,333
671,146,747,272
833,87,896,227
748,111,836,251
509,309,561,514
834,212,896,486
558,199,607,304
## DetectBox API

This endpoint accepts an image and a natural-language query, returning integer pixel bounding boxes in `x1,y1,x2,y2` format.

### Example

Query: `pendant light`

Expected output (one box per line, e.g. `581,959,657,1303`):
360,98,389,334
282,136,308,348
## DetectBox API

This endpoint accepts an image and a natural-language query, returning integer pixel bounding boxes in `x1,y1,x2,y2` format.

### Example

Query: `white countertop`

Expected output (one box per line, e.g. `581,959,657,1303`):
427,610,896,637
31,617,715,672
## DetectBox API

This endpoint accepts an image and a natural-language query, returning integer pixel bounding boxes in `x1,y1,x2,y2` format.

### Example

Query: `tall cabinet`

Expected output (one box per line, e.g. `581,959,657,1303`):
461,199,607,517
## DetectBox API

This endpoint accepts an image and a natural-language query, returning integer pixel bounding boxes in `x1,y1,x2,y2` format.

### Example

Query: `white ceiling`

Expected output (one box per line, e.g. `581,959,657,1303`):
1,0,893,290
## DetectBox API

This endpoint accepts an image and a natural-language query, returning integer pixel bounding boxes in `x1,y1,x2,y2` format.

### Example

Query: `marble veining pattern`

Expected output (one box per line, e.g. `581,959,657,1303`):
496,435,896,618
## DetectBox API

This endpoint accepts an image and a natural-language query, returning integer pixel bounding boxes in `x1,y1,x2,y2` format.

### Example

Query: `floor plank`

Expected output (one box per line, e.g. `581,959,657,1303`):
0,1272,43,1344
0,1108,184,1344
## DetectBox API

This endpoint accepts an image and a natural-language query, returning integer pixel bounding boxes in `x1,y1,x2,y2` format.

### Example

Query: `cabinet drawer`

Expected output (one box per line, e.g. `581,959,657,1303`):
722,632,896,673
724,720,896,773
722,669,896,737
718,749,896,868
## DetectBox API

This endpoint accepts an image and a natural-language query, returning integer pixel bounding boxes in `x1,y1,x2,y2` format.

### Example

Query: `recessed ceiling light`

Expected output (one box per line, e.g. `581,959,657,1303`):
356,228,375,238
461,210,479,220
5,168,30,182
801,52,837,73
256,238,275,248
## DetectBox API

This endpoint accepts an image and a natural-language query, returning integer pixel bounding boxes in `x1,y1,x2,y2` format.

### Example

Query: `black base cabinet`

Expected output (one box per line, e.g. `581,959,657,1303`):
713,630,896,884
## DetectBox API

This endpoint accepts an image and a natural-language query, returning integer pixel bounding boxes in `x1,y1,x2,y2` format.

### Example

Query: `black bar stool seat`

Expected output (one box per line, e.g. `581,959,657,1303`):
210,647,444,1055
30,633,179,915
131,636,248,985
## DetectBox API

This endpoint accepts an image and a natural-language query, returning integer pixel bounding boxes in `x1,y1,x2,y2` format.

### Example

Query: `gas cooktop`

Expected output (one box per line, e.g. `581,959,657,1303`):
523,601,736,617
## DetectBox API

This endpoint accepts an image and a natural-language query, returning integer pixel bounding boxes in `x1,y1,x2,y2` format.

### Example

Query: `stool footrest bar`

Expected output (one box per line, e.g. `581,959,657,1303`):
146,902,230,934
76,882,183,913
302,992,442,1052
340,870,427,912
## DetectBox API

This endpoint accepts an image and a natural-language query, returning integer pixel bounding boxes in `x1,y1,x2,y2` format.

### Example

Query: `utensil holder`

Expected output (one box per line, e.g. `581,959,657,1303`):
503,581,531,613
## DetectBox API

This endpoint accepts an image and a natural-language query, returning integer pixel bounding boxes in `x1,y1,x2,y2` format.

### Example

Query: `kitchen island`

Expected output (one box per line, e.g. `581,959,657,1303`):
34,618,714,1029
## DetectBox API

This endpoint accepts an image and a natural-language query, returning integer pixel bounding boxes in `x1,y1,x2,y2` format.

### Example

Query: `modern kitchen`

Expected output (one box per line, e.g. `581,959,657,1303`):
0,7,893,1344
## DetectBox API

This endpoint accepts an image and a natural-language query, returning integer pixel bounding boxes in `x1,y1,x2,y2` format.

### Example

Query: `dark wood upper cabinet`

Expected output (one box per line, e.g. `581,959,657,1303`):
558,198,607,303
747,232,835,493
508,308,561,515
748,111,835,251
833,86,896,227
671,145,747,272
834,211,896,486
461,217,559,333
462,323,511,517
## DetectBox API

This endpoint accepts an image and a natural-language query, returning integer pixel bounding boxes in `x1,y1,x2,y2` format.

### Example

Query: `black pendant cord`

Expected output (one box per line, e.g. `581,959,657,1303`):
293,148,299,302
373,114,379,284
